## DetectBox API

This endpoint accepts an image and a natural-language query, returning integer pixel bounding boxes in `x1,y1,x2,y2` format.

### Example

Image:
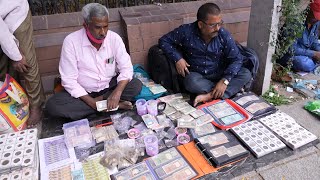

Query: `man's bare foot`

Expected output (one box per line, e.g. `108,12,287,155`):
27,106,43,128
118,101,133,110
193,93,212,107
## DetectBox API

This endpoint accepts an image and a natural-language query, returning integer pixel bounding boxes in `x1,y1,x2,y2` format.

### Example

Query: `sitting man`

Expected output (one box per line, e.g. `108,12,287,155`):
278,1,320,72
159,3,251,106
46,3,142,120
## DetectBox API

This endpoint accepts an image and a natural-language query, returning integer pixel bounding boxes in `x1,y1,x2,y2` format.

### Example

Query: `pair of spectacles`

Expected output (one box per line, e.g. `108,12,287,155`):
201,20,224,28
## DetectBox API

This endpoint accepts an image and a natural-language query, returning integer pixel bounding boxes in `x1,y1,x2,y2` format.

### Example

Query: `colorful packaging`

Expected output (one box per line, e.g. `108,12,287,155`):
0,74,29,133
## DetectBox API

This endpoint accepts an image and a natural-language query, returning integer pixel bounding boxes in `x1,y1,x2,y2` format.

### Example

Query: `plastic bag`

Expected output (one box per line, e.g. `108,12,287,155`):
0,74,29,133
304,100,320,116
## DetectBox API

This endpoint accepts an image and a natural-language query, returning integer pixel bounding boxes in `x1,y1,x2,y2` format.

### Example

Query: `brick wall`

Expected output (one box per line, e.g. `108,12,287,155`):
121,0,251,68
32,0,251,93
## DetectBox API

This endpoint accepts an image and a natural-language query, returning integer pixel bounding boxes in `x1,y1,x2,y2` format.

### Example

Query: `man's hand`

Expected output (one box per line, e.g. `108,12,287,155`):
314,51,320,62
11,51,30,73
176,58,190,77
211,79,227,99
107,90,121,110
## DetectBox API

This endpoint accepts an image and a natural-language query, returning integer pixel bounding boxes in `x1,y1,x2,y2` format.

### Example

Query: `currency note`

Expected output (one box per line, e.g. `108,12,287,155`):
195,114,214,127
177,114,194,122
168,111,183,120
96,100,119,112
235,95,260,106
210,146,227,158
163,106,176,116
177,120,196,129
96,100,107,111
163,166,197,180
180,105,196,115
190,109,206,119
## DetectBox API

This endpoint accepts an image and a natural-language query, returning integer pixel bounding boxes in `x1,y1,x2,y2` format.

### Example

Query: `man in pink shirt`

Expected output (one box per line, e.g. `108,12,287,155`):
46,3,142,120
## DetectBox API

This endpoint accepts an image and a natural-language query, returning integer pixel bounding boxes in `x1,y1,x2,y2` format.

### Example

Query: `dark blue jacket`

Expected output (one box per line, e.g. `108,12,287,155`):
293,21,320,57
159,22,243,81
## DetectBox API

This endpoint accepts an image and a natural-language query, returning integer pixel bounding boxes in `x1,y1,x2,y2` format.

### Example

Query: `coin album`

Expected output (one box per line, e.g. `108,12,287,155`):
231,120,286,158
259,112,318,149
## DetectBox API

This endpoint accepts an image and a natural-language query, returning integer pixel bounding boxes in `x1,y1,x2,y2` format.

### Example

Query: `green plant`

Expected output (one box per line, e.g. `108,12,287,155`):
271,0,309,78
262,86,291,106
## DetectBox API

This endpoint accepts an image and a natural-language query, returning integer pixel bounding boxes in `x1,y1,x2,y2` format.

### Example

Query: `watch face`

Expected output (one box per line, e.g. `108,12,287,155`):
224,79,229,85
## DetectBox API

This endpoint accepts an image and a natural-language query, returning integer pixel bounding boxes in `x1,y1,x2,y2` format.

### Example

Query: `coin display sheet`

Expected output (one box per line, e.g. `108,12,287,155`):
259,111,318,149
0,129,39,180
231,120,286,158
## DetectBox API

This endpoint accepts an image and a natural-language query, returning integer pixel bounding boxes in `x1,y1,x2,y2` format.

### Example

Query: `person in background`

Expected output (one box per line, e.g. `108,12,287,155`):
159,3,251,106
278,0,320,72
0,0,45,127
45,3,142,120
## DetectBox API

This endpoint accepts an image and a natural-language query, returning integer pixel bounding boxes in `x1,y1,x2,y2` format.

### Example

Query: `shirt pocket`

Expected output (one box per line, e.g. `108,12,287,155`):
208,50,224,62
104,58,116,77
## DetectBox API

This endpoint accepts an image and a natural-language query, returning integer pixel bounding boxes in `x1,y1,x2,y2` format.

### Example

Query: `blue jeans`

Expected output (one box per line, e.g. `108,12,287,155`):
183,67,252,99
292,56,317,72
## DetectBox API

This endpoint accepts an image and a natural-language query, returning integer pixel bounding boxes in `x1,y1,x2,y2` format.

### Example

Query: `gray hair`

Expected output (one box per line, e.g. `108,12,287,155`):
82,3,109,24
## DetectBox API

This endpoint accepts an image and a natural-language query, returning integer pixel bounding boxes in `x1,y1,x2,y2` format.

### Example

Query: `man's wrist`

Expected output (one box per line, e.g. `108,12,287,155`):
221,78,229,86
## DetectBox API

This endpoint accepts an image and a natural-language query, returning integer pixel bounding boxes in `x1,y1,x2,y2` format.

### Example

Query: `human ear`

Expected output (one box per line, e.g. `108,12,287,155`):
197,21,203,29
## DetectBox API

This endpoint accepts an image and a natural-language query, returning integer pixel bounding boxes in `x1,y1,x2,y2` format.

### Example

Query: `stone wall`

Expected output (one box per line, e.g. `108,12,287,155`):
32,0,251,93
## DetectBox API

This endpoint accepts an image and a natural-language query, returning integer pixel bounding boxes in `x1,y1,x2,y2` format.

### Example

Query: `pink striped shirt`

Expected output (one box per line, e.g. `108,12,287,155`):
59,28,133,98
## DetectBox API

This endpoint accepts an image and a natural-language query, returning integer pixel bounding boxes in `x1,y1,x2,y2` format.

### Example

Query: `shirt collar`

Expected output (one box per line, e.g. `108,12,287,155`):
192,21,202,37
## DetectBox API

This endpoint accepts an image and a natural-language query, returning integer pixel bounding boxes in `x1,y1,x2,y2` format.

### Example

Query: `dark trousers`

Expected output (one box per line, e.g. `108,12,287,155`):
183,67,252,99
45,77,142,120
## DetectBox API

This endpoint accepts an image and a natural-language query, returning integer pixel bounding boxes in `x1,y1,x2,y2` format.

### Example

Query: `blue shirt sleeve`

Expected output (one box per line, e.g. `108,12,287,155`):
159,25,185,63
312,43,320,51
293,41,315,57
220,29,243,81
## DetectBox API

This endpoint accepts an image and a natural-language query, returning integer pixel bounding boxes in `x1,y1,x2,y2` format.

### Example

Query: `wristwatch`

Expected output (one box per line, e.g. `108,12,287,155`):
223,78,229,86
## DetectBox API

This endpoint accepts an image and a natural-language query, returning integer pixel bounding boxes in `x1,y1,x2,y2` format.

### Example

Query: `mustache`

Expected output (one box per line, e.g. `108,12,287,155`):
211,31,218,37
96,35,105,40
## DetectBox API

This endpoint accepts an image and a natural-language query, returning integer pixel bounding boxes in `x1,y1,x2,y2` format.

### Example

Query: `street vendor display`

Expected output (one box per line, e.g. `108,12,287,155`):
2,93,318,180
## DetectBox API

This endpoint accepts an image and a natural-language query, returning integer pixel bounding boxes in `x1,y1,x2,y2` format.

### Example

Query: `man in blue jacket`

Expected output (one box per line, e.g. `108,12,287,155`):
279,1,320,72
159,3,251,106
